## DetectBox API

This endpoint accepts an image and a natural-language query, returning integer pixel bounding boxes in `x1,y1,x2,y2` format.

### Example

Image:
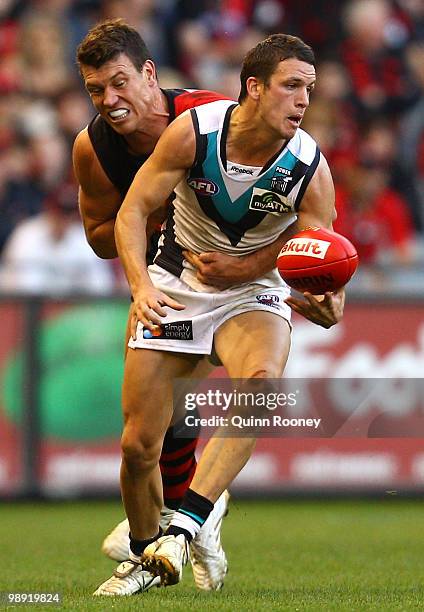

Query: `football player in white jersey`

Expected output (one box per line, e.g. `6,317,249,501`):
96,33,344,593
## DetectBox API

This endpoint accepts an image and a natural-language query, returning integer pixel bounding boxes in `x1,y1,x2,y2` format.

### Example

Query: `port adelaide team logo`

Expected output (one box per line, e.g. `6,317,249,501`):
249,187,293,215
143,320,193,341
270,166,293,195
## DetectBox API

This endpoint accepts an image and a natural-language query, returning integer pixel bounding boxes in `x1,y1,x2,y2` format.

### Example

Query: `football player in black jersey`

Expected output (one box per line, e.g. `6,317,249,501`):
73,20,344,597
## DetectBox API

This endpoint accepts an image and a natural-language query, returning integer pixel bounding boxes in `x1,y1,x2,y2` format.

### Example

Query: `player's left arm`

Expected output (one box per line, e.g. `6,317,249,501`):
284,154,345,328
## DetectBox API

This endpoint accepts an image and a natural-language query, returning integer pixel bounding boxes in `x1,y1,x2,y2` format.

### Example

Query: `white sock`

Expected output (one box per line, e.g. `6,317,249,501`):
128,550,142,563
168,511,202,540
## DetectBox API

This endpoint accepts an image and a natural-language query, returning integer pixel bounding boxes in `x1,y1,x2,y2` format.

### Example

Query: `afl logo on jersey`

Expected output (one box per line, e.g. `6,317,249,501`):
256,294,281,309
187,178,220,196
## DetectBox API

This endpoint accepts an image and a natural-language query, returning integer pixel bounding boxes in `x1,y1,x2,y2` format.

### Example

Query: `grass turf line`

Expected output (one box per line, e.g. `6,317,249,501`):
0,499,423,611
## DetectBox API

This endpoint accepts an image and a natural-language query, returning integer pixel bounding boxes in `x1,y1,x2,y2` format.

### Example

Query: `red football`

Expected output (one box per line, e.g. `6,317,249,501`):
277,227,358,294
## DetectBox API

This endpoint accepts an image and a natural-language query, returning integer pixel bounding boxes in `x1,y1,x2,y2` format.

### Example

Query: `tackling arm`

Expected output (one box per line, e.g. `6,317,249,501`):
73,129,170,260
73,129,122,259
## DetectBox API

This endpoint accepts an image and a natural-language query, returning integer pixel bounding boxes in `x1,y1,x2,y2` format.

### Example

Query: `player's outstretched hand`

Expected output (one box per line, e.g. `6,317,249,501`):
183,250,245,288
131,286,185,338
285,287,345,328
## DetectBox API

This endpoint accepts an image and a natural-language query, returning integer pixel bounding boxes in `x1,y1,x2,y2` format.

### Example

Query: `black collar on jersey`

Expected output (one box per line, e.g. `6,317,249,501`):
219,103,288,174
220,103,238,169
160,88,183,123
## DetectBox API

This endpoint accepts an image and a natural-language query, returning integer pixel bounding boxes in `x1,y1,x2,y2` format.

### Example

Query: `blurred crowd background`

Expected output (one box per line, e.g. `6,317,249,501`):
0,0,423,295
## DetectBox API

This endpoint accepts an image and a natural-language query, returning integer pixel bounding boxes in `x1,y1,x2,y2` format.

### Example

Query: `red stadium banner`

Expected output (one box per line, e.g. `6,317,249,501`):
0,303,24,495
0,299,423,496
239,304,424,492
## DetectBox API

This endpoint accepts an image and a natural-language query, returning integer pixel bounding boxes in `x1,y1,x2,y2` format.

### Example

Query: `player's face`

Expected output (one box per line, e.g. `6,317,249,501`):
258,58,316,140
81,53,157,135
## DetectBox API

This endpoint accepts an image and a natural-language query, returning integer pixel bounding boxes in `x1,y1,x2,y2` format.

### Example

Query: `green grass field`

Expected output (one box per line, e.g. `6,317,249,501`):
0,498,423,611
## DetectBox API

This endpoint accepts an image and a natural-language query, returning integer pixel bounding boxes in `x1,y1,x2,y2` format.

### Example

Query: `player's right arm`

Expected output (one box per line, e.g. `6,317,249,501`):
73,128,122,259
115,113,195,336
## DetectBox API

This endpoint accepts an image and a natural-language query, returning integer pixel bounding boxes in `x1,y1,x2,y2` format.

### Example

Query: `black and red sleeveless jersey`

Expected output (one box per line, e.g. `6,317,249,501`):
87,89,229,197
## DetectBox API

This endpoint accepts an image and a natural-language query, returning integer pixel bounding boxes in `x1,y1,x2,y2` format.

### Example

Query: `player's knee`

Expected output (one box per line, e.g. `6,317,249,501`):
121,427,161,472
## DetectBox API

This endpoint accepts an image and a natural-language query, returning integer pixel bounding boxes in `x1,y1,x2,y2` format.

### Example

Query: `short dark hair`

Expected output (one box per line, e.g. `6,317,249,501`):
76,19,152,72
239,34,315,102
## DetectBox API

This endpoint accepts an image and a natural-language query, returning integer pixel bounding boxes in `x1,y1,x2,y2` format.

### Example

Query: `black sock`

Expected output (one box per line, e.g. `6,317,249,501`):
179,488,214,523
129,528,162,557
166,524,193,542
165,489,214,542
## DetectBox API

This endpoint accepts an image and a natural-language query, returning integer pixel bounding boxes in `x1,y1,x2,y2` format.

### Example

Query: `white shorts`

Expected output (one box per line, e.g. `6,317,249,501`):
128,264,291,355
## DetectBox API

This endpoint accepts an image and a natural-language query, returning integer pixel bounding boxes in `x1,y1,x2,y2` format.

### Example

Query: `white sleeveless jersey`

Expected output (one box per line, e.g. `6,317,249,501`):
155,100,320,283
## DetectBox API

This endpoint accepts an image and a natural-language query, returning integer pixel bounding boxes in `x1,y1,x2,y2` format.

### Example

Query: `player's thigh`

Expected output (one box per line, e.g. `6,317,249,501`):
123,347,201,439
172,356,215,423
214,311,291,378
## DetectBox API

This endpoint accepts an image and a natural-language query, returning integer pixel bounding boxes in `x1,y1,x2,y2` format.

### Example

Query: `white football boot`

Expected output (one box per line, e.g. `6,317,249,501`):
189,490,229,590
102,491,229,590
93,560,160,596
101,506,174,562
143,534,189,586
